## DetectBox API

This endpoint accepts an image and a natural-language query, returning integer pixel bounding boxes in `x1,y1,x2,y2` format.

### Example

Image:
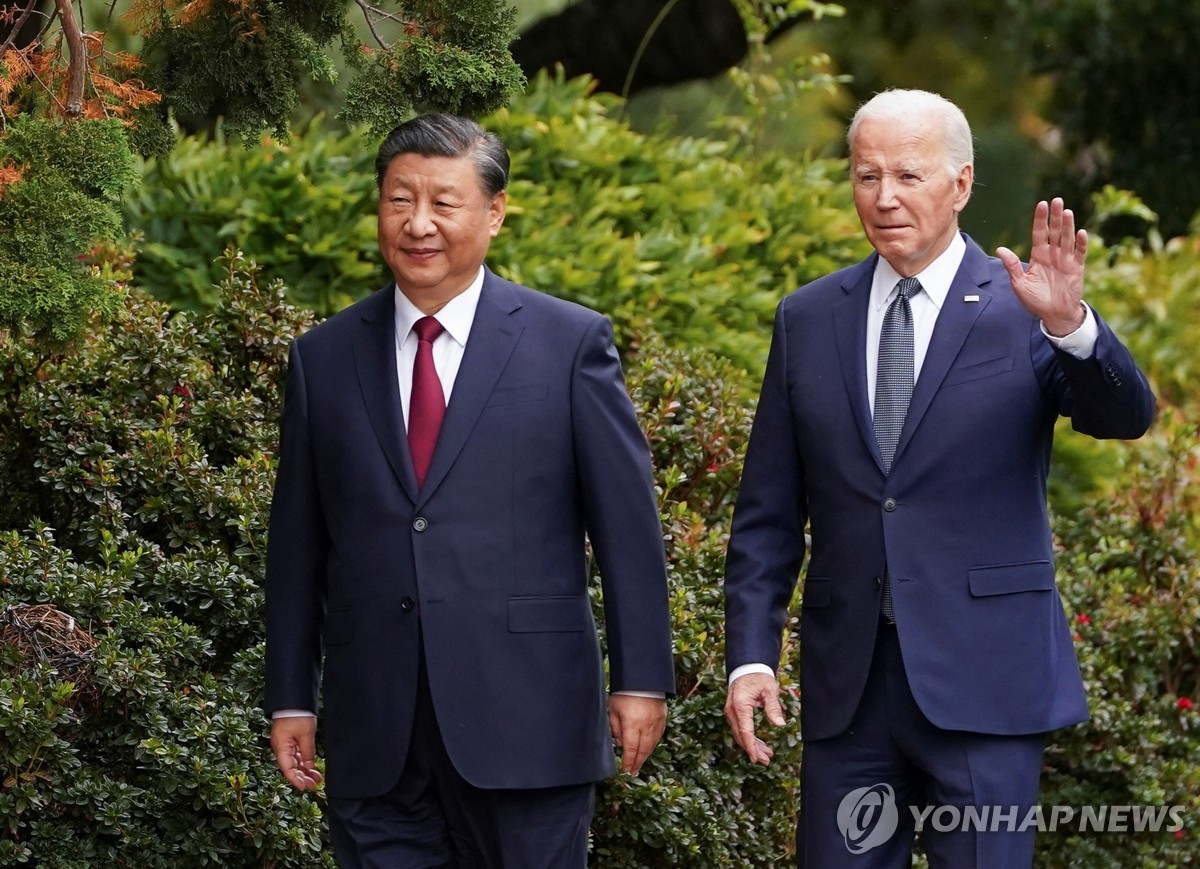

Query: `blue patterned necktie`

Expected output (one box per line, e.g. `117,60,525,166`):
874,277,921,474
874,276,921,622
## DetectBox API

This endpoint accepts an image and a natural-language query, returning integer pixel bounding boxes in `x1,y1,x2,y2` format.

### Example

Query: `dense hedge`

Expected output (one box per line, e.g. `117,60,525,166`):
125,73,869,375
1039,413,1200,867
0,258,804,865
0,258,325,867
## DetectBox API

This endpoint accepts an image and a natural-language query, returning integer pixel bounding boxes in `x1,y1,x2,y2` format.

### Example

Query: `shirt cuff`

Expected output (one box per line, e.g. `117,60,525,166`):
1041,302,1098,359
728,663,775,687
611,690,666,699
271,709,317,719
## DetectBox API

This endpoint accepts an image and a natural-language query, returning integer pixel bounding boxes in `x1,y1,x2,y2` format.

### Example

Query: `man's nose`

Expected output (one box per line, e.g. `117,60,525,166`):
876,178,900,208
406,203,436,236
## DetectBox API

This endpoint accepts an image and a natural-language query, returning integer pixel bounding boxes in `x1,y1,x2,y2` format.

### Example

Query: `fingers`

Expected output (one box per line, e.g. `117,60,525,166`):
608,695,667,776
1030,198,1050,250
1038,198,1088,262
270,717,323,791
724,674,787,766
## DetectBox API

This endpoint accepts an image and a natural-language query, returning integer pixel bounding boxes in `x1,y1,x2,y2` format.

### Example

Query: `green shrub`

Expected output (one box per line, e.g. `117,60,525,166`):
1041,413,1200,867
0,117,137,346
125,73,869,375
591,334,804,866
123,120,382,315
0,255,325,866
486,73,867,374
0,261,803,865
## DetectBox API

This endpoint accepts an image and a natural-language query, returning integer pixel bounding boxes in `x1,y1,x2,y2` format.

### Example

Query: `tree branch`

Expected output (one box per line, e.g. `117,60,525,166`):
0,0,42,55
54,0,84,116
353,0,413,50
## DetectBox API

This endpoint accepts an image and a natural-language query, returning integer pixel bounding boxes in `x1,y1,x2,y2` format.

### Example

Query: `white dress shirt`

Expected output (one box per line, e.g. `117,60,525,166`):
393,267,483,426
729,235,1099,687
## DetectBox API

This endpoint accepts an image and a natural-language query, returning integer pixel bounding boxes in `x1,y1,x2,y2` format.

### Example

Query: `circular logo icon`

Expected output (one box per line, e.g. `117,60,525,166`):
836,783,900,854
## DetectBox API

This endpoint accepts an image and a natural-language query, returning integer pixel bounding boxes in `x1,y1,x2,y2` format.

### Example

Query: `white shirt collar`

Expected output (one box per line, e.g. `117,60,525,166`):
393,266,485,347
871,232,966,312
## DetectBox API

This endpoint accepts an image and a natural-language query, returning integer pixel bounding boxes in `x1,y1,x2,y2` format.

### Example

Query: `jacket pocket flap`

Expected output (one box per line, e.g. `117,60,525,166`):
487,384,549,406
802,577,831,608
508,595,587,632
968,561,1055,597
942,354,1014,387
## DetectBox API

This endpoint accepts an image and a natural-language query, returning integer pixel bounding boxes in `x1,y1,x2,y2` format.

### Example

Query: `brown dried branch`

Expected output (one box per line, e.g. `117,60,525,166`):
0,0,42,55
53,0,83,115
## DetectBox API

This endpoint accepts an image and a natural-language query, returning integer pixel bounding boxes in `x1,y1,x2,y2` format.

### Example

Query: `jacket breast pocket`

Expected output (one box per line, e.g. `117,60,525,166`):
508,595,588,632
487,385,549,406
942,354,1014,388
968,561,1055,597
802,577,831,608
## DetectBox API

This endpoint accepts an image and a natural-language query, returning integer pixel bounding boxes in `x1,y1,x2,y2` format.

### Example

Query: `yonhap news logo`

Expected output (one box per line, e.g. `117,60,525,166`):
836,785,1188,853
837,784,900,854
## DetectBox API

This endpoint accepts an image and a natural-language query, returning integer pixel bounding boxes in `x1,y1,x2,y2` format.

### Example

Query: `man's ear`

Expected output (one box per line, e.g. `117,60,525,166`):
953,163,974,214
488,190,507,237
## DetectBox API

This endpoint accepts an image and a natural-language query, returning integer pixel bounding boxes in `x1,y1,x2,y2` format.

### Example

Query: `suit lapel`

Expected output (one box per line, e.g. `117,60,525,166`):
353,286,420,502
416,270,523,506
892,239,993,466
833,256,887,473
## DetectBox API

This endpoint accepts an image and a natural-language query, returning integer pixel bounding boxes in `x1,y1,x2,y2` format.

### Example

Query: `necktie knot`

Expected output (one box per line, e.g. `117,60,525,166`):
894,276,922,303
413,316,444,344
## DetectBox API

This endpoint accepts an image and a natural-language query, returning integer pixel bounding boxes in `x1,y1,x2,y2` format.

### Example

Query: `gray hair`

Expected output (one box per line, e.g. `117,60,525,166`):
847,89,974,179
375,113,509,198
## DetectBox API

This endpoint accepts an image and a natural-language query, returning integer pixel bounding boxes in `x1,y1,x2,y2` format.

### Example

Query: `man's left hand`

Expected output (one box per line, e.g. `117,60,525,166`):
997,197,1088,337
607,694,667,776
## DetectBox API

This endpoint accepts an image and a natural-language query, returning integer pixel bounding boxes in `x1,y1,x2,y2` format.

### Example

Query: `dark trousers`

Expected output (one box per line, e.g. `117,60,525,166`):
328,647,595,868
796,624,1046,869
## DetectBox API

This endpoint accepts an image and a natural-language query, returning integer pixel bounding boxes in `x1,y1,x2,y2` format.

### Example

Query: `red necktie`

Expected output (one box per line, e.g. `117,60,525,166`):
408,316,445,488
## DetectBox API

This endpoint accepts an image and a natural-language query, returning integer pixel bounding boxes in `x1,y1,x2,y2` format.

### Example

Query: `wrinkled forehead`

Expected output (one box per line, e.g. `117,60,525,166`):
851,117,946,168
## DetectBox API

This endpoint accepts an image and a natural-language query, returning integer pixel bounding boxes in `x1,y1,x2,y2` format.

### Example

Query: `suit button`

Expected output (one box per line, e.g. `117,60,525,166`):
400,596,416,611
882,498,897,512
413,517,428,532
874,576,883,590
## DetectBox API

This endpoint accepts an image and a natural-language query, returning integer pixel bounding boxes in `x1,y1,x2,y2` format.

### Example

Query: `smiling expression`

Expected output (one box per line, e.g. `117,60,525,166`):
851,114,973,277
377,152,506,312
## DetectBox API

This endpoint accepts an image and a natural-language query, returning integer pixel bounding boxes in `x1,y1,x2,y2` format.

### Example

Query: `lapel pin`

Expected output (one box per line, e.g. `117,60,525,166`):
964,294,980,302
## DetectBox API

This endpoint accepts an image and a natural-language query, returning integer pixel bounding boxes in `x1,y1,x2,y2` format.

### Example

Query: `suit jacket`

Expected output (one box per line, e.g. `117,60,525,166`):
725,234,1155,740
265,268,675,798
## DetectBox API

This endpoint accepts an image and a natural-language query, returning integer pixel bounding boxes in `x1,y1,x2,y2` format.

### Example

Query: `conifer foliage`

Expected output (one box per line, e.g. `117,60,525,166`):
0,0,524,346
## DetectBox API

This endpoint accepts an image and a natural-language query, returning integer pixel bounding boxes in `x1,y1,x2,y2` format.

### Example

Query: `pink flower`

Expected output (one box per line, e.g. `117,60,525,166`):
1178,697,1195,711
1076,613,1091,625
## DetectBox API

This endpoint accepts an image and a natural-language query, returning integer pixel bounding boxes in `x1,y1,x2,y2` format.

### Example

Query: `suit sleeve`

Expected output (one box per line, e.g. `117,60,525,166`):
264,340,331,716
724,300,808,676
570,316,675,695
1034,309,1156,439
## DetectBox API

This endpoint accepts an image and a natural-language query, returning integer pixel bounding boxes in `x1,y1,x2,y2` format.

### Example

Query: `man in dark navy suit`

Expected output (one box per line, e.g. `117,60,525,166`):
723,90,1154,867
265,114,674,868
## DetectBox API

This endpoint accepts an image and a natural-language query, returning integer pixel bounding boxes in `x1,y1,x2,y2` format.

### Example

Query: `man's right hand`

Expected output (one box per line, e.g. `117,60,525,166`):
270,716,324,791
725,673,788,765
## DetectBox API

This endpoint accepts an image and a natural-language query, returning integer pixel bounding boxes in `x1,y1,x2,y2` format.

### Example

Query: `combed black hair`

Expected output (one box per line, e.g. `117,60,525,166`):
374,114,509,198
